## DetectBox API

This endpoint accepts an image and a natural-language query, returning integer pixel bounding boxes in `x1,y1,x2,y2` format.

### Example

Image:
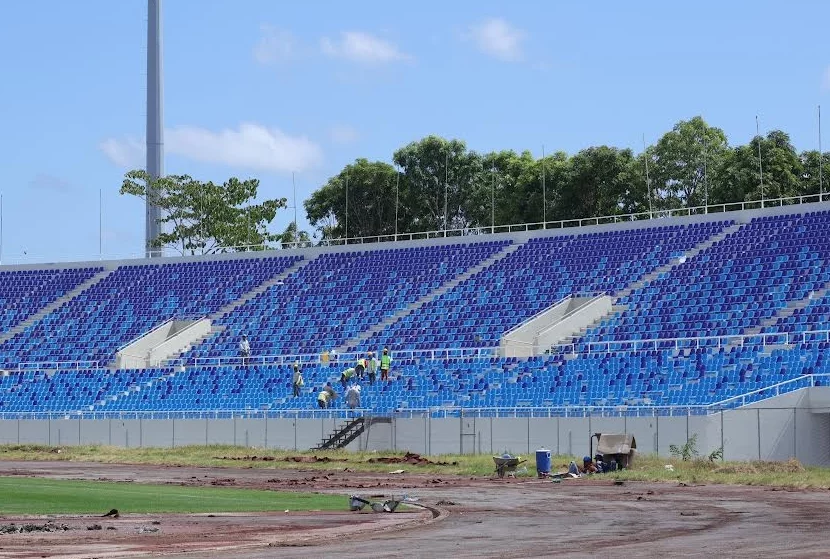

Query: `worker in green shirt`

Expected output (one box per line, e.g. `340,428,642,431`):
380,348,392,381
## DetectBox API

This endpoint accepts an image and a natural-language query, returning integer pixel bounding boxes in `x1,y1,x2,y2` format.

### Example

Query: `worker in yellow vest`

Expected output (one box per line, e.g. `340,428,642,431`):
380,348,392,381
340,367,356,390
355,355,366,380
317,390,331,409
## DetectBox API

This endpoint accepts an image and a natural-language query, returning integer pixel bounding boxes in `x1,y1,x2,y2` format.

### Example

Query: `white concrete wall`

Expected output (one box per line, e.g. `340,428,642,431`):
1,387,828,464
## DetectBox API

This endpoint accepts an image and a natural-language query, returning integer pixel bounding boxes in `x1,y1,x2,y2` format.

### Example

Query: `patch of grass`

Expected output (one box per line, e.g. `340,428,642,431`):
0,477,342,515
2,445,830,488
608,455,830,489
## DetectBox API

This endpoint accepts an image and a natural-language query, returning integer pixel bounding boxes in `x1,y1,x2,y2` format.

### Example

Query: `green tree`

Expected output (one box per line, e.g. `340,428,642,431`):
304,159,399,240
120,170,286,255
556,146,636,220
714,131,803,204
798,150,830,197
393,136,482,232
276,221,312,247
652,117,728,208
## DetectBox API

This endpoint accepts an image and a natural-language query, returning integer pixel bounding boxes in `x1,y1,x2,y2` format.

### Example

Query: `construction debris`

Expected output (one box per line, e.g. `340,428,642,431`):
101,509,120,518
367,452,458,466
0,522,72,534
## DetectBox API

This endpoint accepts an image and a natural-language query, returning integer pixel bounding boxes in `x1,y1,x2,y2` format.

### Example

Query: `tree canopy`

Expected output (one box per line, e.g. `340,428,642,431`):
120,170,287,254
305,116,827,240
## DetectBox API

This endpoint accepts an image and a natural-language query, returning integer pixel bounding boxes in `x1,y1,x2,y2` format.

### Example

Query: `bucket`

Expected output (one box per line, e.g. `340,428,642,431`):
536,448,551,477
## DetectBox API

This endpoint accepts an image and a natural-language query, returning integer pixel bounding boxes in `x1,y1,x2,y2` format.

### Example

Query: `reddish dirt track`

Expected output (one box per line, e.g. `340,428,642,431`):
0,461,827,558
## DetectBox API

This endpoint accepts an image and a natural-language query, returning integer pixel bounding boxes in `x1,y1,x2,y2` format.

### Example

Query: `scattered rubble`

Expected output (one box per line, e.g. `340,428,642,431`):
0,522,72,534
367,452,458,466
87,524,102,531
101,509,120,518
435,500,458,506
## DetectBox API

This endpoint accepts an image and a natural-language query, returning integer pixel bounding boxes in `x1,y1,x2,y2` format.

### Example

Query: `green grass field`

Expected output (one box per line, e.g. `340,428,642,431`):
0,476,342,515
1,444,829,489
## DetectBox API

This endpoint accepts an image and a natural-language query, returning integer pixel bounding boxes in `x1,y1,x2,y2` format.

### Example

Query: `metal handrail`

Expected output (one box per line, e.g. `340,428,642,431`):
3,193,829,266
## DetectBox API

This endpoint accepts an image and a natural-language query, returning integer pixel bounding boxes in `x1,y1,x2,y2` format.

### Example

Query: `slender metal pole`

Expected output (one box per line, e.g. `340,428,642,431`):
344,173,349,244
703,133,708,212
643,134,653,218
820,105,824,199
757,115,764,207
292,172,297,244
99,188,103,260
491,164,496,232
444,151,449,236
394,171,400,238
541,144,547,226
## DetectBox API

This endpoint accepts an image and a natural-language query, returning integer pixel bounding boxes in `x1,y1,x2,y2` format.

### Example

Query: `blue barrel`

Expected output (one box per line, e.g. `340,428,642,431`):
536,448,551,476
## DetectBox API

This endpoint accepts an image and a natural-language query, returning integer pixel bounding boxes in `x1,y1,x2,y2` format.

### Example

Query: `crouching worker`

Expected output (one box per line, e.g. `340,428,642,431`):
317,390,331,409
567,456,598,477
341,367,356,389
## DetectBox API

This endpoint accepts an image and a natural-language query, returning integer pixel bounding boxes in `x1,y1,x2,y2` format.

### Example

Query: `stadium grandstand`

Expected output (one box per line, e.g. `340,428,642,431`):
1,201,829,425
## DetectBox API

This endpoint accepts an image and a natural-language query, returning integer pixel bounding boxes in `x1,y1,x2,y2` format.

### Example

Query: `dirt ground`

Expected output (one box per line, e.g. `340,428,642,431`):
0,461,827,559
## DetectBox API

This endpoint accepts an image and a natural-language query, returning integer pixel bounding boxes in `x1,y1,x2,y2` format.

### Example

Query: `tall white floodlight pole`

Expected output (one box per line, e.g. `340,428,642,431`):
756,115,764,208
820,105,824,200
292,172,297,245
643,134,653,218
146,0,164,258
394,171,400,238
541,145,547,226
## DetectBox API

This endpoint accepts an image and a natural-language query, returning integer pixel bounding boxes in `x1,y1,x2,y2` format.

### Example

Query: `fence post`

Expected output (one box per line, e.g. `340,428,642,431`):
720,410,724,460
792,407,797,460
757,408,761,460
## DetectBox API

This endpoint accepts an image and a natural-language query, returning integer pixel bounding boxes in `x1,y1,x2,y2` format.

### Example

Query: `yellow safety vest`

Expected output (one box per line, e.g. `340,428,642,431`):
380,354,391,369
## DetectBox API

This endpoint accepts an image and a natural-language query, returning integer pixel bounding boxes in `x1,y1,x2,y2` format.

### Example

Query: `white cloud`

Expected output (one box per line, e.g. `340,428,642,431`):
467,18,526,62
99,137,144,168
329,125,359,145
253,25,296,65
99,123,322,173
822,66,830,92
320,31,410,64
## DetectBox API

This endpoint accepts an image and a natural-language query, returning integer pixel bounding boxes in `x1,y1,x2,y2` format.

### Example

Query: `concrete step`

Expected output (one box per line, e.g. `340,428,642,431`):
209,258,313,322
335,241,526,353
613,222,747,301
0,267,116,346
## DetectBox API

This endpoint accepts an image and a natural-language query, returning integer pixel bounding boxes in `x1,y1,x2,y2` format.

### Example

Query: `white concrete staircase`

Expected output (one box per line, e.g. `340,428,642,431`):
157,257,314,363
557,222,748,349
730,280,830,346
208,257,312,321
614,222,747,300
0,268,116,346
336,241,527,353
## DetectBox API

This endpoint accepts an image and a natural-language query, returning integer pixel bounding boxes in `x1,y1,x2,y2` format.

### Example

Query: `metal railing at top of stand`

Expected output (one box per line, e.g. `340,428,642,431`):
8,327,830,372
4,192,830,265
0,408,374,421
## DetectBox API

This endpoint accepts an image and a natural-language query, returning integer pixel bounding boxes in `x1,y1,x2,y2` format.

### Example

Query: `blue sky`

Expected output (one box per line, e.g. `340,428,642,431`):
1,0,829,264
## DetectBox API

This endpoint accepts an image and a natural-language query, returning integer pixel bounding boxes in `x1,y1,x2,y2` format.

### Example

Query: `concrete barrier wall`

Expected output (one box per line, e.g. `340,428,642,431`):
2,398,829,465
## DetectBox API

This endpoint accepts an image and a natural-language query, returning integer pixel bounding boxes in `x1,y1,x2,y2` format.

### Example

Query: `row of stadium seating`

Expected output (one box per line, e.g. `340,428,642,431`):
0,342,823,413
1,205,830,416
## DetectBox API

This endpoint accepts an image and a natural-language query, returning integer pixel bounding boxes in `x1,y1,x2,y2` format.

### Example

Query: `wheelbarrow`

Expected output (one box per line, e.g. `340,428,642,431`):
493,455,526,478
349,495,402,513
